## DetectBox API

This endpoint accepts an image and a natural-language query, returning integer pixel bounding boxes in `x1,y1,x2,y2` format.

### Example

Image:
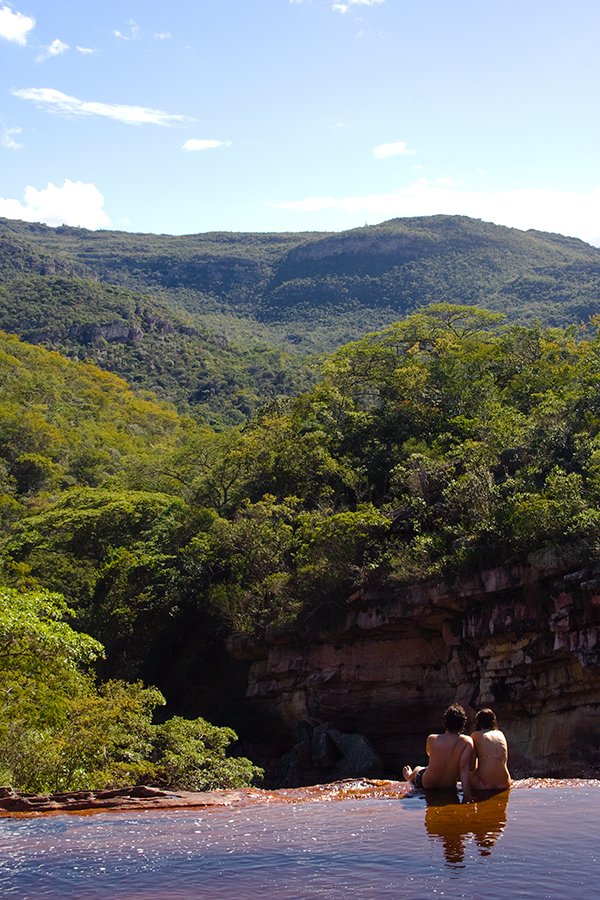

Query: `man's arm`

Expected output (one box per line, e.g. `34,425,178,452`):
425,734,434,758
459,740,474,802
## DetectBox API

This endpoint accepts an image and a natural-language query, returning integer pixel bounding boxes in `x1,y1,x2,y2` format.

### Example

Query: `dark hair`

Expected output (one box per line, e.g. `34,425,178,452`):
476,708,498,730
444,703,467,734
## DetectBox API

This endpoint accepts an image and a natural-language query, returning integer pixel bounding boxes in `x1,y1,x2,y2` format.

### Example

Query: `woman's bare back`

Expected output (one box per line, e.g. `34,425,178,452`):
471,729,511,790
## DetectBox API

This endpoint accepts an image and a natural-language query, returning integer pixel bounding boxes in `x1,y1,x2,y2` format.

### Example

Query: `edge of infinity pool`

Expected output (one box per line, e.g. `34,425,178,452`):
1,777,599,819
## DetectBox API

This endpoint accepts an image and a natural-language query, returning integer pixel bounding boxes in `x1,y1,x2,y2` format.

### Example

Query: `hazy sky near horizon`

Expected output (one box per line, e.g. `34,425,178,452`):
1,0,599,243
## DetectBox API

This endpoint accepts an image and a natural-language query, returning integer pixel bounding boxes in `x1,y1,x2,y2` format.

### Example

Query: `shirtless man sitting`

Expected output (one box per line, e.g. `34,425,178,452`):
403,704,474,801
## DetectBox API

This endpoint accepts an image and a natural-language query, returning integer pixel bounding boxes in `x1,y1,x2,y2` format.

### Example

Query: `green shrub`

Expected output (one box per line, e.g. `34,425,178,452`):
151,716,263,791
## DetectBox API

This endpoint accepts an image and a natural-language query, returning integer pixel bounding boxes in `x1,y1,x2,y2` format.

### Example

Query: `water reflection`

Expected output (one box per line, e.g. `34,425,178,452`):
424,789,509,866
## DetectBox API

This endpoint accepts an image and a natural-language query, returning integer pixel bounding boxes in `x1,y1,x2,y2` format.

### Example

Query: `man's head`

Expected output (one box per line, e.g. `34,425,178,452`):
444,703,467,734
475,708,497,730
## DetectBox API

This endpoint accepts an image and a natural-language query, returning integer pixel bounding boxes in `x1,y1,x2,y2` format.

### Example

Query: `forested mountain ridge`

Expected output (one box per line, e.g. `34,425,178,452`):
2,214,599,331
262,216,600,326
0,217,321,311
0,269,311,425
1,215,599,423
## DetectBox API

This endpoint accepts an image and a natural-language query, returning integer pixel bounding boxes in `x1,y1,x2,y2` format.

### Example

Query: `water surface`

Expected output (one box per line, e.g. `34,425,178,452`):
0,788,596,899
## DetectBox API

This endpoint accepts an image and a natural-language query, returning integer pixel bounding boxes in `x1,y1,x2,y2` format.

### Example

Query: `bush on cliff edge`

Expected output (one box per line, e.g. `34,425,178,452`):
0,586,262,793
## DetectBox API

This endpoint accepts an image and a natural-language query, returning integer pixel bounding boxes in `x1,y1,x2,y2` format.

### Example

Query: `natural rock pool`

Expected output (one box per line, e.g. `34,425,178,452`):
1,783,598,898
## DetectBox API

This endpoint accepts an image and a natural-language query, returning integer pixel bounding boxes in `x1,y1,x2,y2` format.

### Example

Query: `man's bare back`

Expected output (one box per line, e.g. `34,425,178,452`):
422,731,473,787
403,704,474,801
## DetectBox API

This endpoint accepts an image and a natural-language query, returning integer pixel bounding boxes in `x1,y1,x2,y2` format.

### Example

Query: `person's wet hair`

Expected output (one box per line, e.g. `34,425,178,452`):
444,703,467,734
476,708,498,730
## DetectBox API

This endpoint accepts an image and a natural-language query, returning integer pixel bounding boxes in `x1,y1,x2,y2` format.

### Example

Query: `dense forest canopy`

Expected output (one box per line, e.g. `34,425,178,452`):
2,305,600,779
3,306,600,629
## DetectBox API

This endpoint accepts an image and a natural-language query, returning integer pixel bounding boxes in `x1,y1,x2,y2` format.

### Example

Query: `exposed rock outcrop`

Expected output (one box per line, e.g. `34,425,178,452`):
230,548,600,781
275,722,383,786
67,321,143,344
2,779,598,817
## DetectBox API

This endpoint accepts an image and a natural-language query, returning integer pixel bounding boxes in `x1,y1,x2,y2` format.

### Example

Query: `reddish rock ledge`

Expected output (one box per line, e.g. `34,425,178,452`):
229,550,600,782
1,778,599,817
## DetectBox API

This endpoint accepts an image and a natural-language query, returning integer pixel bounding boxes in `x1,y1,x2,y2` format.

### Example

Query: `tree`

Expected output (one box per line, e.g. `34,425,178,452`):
152,716,263,790
0,586,263,792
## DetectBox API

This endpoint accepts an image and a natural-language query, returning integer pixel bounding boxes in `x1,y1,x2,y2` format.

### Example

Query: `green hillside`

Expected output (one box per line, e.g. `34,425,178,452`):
2,214,598,331
0,329,181,504
1,214,599,421
0,271,311,424
0,333,265,792
3,306,600,638
261,216,600,327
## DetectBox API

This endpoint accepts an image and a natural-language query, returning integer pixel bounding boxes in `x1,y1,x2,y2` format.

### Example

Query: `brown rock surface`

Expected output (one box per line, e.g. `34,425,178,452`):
1,778,599,818
231,552,600,781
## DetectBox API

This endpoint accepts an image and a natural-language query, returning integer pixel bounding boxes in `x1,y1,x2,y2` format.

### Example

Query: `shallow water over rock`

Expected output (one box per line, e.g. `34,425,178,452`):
1,782,598,898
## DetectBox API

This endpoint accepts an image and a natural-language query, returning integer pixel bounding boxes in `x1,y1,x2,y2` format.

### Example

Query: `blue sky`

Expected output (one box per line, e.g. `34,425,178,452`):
1,0,599,243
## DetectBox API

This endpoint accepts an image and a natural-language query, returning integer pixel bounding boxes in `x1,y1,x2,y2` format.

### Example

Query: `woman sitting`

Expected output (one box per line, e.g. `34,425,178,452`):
470,708,512,791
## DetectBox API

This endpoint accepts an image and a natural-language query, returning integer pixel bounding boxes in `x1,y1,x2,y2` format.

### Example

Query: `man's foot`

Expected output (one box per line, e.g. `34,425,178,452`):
402,765,413,781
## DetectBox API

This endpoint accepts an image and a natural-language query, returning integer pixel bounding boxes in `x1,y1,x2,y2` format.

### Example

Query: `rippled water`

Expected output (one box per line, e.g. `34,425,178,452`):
0,788,597,899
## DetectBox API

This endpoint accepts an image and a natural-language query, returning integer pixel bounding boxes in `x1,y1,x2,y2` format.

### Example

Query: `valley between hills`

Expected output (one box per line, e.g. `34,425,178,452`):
1,214,600,791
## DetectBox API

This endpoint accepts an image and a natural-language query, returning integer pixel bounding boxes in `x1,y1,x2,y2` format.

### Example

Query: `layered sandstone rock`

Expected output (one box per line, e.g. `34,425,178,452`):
3,779,598,817
229,548,600,782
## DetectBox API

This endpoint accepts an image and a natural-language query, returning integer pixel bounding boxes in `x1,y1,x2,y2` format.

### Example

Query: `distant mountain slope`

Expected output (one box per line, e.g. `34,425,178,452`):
0,270,311,425
2,214,599,327
0,219,321,311
1,214,599,417
261,216,600,325
0,328,182,500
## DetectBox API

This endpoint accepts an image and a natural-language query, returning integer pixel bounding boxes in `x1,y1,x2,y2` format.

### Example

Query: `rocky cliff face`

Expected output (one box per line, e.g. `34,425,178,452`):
229,548,600,783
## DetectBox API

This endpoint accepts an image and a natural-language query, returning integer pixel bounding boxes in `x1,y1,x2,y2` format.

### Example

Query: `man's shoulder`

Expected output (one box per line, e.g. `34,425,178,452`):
430,732,472,743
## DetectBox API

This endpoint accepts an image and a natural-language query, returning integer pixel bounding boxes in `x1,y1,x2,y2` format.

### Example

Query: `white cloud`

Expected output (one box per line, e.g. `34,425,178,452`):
0,5,34,44
333,0,385,12
270,180,600,247
435,176,463,187
13,87,190,126
76,45,96,55
182,138,231,151
36,37,69,62
154,31,171,40
2,125,22,150
373,140,414,159
114,19,140,41
0,179,112,229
